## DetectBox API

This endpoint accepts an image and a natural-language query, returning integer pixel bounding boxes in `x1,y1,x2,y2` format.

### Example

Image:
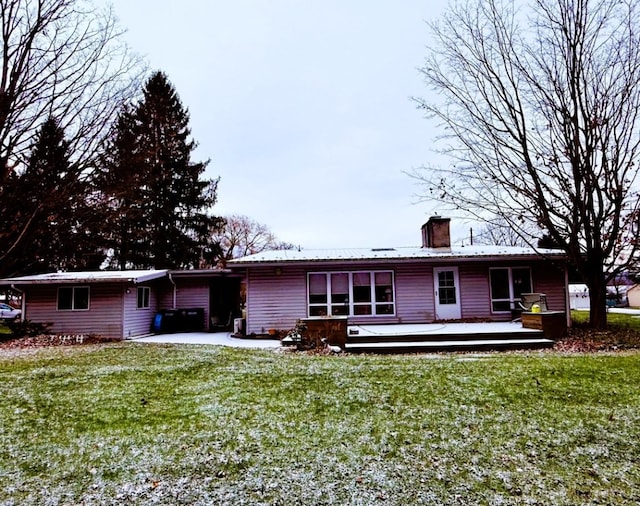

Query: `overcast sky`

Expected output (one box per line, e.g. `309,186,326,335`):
108,0,457,249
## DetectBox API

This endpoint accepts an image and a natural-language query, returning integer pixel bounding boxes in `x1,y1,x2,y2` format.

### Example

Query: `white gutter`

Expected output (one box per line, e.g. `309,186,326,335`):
11,284,25,322
168,272,177,309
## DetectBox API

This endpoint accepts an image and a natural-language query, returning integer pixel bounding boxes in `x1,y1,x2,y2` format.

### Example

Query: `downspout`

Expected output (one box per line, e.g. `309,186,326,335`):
565,265,572,328
122,283,129,339
11,284,25,322
168,272,177,309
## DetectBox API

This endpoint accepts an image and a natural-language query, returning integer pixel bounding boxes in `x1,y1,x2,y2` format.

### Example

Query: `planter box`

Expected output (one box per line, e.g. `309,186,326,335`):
522,311,567,339
300,317,348,350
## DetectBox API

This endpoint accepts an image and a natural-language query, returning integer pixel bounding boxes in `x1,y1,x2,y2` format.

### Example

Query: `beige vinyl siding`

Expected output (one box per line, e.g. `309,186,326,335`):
247,262,438,332
532,263,567,312
246,266,307,334
385,264,433,323
174,278,210,329
458,264,493,319
243,258,567,334
123,284,160,338
628,285,640,308
26,284,124,339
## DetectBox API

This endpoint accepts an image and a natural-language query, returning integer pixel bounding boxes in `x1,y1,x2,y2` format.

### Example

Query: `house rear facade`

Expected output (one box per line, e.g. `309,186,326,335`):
229,217,568,336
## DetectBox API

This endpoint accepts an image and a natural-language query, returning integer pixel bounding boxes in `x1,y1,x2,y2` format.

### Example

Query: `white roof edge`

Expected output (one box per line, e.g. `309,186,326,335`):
0,269,169,285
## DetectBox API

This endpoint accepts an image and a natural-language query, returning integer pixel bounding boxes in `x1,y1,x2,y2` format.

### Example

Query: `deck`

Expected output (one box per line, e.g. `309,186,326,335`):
345,321,554,353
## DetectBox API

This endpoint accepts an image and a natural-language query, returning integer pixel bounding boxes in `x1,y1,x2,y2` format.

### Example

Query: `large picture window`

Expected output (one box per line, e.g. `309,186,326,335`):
490,267,532,312
308,271,395,317
57,286,90,311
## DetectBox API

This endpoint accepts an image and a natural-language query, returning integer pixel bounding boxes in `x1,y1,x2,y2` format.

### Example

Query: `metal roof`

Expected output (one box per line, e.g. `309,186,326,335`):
228,245,566,265
0,270,169,285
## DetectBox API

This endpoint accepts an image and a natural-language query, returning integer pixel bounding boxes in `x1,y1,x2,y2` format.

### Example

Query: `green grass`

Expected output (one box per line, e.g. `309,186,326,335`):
1,344,640,505
572,308,640,330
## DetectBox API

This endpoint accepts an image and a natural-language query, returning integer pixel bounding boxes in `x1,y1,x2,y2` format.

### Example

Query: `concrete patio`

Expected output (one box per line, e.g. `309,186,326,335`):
131,332,281,349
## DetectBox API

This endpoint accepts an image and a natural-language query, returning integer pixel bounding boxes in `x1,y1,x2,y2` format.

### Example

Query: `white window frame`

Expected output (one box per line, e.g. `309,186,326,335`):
307,270,396,318
137,286,151,309
489,267,532,313
57,286,90,311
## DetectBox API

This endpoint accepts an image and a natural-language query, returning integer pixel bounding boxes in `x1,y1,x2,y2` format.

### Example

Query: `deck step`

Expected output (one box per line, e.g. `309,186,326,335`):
346,331,543,343
343,322,557,353
345,337,554,353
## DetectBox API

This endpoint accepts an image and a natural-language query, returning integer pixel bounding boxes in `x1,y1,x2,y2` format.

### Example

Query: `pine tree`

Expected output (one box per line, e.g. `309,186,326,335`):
99,71,222,269
2,118,101,275
98,108,149,269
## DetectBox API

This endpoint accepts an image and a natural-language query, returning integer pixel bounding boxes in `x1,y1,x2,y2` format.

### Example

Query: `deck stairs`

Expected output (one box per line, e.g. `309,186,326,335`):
344,322,555,353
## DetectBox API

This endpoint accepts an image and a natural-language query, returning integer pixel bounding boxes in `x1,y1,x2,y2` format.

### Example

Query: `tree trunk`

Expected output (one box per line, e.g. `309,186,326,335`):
585,253,608,329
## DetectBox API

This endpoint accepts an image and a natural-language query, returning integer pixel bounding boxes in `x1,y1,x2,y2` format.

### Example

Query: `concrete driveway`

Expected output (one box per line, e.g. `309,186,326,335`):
131,332,281,349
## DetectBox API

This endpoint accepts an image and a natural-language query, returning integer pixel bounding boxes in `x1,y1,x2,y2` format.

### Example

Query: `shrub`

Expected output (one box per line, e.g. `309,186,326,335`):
282,320,325,351
6,319,51,338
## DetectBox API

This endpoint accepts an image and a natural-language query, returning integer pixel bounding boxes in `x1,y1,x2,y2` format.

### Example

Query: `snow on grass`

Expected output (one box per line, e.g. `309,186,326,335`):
2,344,640,504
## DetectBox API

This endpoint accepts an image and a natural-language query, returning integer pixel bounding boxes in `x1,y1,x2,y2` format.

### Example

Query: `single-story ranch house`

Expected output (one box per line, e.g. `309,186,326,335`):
229,217,568,336
0,269,241,339
0,217,568,340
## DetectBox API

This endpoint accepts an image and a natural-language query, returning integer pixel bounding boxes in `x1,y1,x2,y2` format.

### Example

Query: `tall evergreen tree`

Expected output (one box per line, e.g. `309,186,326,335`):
3,118,102,275
99,71,223,269
98,108,149,269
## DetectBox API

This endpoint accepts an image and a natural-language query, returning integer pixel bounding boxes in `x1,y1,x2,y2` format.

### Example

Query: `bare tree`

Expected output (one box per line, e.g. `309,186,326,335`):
410,0,640,328
215,214,294,266
0,0,145,275
473,217,532,247
0,0,144,173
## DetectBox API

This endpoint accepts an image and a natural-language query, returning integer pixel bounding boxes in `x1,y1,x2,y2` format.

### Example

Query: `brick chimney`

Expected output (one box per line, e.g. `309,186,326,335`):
421,216,451,248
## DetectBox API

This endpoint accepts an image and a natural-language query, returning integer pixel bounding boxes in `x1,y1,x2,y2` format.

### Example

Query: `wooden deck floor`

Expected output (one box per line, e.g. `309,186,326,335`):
345,321,554,353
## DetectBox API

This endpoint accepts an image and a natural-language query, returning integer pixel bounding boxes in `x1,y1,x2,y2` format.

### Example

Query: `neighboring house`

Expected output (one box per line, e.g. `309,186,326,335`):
626,284,640,308
229,217,568,336
0,269,242,339
569,284,590,310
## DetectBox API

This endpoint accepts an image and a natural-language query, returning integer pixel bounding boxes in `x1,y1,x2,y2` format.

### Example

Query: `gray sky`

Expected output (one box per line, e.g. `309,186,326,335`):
108,1,454,248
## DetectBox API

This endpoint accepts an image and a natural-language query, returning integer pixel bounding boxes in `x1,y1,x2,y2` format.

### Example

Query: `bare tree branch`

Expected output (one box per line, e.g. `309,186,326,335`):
410,0,640,327
215,214,295,266
0,0,145,175
0,0,146,275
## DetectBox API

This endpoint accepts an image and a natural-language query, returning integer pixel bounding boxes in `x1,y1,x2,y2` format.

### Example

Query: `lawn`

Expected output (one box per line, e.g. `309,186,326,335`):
1,344,639,505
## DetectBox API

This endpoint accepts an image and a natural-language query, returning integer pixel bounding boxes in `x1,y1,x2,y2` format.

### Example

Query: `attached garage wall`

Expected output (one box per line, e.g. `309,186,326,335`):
25,284,124,339
174,278,210,330
123,282,161,338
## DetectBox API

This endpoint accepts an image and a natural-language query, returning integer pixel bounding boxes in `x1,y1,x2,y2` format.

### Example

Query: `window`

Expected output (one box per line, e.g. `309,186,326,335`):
137,286,150,309
437,270,457,305
353,272,372,315
57,286,90,311
490,267,532,312
374,272,394,315
331,273,349,315
307,271,395,317
308,273,328,316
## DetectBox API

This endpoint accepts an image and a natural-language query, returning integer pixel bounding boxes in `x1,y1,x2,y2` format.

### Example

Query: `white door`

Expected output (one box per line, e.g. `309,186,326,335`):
433,267,461,320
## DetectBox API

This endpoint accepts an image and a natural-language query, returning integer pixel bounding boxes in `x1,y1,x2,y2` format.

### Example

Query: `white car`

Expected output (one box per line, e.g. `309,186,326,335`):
0,303,21,320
